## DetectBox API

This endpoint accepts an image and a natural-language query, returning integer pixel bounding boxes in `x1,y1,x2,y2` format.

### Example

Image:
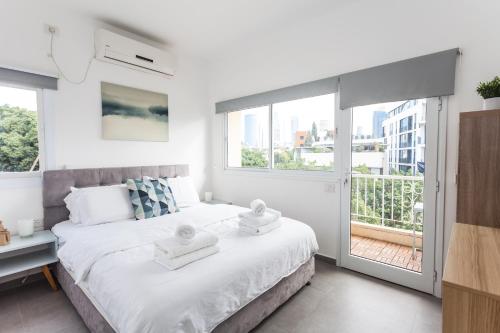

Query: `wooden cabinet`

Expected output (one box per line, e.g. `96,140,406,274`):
442,223,500,333
457,109,500,227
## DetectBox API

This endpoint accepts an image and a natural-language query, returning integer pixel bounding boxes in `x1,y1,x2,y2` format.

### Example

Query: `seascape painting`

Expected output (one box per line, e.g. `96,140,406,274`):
101,82,169,141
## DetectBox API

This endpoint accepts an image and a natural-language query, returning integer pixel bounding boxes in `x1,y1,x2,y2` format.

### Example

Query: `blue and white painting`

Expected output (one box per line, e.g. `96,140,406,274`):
101,82,169,141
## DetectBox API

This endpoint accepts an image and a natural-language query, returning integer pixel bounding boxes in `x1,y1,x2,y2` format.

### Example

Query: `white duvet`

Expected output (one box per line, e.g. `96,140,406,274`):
54,203,318,333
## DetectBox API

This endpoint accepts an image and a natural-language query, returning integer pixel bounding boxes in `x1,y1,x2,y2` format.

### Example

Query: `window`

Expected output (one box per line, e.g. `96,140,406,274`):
398,149,412,164
226,106,269,169
272,94,335,171
399,165,411,174
226,94,335,172
0,84,43,174
399,133,412,148
399,116,413,132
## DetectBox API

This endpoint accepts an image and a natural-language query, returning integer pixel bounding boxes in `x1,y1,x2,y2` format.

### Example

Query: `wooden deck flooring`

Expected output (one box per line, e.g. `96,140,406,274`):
350,235,422,273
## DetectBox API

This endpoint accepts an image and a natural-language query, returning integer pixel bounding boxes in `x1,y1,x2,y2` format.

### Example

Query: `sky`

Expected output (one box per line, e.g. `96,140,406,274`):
0,86,37,111
234,95,414,149
237,94,336,147
352,101,405,136
273,93,335,130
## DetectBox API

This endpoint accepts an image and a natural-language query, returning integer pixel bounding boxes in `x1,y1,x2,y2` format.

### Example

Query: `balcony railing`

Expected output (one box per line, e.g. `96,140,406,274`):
351,173,424,232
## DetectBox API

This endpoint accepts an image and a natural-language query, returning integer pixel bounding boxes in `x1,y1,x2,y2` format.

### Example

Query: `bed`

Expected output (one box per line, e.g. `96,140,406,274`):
43,165,318,333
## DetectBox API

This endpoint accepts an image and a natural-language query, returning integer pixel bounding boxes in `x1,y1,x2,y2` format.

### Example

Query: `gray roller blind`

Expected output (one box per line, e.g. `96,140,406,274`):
339,48,459,109
215,76,338,113
0,67,58,90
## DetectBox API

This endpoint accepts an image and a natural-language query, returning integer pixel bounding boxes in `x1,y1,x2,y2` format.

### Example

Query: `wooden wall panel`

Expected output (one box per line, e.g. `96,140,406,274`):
457,109,500,227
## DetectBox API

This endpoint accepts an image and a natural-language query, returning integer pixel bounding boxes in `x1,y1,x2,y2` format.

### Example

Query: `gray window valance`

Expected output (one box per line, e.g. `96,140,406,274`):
339,48,459,109
215,76,339,114
0,67,58,90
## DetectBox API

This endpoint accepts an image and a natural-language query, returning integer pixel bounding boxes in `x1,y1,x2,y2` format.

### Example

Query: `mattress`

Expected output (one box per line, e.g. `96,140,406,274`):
53,203,319,333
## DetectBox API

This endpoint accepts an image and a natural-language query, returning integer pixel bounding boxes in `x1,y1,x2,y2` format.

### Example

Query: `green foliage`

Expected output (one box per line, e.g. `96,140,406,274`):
311,146,331,153
273,148,332,171
274,149,308,170
0,105,39,172
476,76,500,99
351,176,424,231
242,147,333,171
241,148,268,168
352,164,370,174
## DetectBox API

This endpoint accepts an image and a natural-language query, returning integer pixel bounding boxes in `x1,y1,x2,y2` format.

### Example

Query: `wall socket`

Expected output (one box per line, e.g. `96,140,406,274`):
324,183,336,193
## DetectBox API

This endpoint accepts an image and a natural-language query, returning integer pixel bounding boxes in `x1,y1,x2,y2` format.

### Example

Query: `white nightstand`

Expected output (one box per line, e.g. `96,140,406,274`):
203,199,233,205
0,230,58,290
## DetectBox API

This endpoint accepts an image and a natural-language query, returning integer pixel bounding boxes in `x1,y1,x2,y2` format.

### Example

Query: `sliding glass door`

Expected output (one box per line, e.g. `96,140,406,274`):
339,98,440,293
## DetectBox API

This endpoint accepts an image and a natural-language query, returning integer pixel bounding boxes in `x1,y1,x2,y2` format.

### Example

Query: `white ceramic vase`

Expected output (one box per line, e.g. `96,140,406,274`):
205,191,213,202
482,97,500,110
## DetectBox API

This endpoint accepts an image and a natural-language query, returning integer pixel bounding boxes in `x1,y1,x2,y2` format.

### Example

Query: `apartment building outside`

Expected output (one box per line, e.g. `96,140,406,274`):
382,99,426,175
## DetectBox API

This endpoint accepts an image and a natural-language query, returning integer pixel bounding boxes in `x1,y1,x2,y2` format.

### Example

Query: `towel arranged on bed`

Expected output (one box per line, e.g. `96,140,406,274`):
250,199,267,216
239,199,282,235
155,245,219,270
175,220,196,245
154,230,219,270
239,220,282,235
238,208,282,227
154,231,218,259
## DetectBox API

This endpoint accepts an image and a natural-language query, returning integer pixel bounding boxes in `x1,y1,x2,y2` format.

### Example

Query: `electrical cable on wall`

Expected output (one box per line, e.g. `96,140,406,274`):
48,27,95,84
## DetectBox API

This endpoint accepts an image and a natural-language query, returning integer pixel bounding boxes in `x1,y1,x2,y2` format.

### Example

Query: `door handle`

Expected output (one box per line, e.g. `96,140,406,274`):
344,171,350,186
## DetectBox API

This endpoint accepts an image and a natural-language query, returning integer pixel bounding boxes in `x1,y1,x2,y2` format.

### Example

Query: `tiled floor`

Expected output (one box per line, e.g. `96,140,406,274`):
0,278,88,333
0,259,441,333
350,235,422,272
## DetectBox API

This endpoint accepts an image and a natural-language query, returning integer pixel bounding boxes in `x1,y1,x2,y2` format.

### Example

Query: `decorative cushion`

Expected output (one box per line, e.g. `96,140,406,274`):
126,178,178,220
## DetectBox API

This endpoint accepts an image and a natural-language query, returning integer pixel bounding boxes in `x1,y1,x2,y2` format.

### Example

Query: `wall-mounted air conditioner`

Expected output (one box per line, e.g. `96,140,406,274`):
95,29,175,77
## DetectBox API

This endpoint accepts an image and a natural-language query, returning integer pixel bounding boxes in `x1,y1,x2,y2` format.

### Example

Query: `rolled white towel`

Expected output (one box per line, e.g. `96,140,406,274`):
155,231,218,259
154,245,219,270
250,199,267,217
175,220,196,244
239,220,282,235
238,208,281,227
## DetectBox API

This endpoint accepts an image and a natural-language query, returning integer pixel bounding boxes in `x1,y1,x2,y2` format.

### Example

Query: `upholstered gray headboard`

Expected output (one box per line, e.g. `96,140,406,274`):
42,165,189,230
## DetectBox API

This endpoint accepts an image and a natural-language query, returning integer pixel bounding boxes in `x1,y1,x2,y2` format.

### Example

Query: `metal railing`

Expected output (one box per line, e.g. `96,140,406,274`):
351,173,424,231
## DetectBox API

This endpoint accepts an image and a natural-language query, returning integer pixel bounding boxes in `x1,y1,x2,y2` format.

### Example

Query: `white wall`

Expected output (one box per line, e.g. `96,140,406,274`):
0,4,210,233
208,0,500,261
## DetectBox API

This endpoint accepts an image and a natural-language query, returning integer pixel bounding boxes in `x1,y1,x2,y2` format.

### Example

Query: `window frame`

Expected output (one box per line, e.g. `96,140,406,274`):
0,81,46,179
223,93,338,180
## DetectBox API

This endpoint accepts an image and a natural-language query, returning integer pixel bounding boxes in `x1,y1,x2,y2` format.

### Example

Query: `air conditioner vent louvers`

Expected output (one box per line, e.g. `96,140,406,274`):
135,55,154,63
95,29,174,77
103,56,169,75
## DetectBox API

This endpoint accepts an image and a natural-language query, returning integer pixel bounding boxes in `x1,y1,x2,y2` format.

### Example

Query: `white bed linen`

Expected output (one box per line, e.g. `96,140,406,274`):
54,203,318,333
52,220,89,246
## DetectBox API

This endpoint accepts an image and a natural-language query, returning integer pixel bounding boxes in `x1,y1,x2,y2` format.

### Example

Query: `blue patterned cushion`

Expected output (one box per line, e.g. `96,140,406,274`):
126,178,178,220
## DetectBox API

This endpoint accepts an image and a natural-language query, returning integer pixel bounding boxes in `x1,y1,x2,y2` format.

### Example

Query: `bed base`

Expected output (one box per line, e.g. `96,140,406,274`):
55,257,315,333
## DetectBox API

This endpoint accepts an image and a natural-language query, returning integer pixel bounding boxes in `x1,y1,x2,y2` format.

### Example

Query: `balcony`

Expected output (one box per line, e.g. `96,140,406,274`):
350,173,424,273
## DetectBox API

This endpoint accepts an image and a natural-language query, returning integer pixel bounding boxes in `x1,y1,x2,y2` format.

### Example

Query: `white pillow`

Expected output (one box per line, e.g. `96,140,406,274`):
167,176,200,208
66,184,134,225
64,189,83,224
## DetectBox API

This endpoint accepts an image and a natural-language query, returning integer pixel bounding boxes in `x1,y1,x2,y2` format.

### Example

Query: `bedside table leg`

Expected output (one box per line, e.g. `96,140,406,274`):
42,265,58,291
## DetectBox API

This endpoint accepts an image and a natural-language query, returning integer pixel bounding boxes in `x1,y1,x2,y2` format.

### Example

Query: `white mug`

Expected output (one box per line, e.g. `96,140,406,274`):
17,219,34,237
205,192,213,202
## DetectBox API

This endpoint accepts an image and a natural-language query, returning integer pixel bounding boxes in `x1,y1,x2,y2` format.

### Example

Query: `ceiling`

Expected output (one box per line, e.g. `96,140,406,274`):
50,0,340,60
